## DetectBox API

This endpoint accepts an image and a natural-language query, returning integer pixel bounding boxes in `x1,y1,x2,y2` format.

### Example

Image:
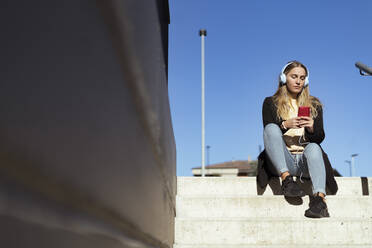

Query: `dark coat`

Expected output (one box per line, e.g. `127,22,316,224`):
257,97,338,195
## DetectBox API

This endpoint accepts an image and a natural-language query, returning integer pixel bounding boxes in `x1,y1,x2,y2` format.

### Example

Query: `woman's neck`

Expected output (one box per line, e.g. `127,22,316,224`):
288,92,298,100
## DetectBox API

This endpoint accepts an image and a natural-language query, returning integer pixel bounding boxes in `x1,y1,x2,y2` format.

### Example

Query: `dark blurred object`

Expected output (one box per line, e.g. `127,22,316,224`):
0,1,175,248
199,29,207,36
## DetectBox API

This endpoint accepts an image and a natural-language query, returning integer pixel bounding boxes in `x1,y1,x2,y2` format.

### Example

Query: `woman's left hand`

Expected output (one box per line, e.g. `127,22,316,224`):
299,116,314,133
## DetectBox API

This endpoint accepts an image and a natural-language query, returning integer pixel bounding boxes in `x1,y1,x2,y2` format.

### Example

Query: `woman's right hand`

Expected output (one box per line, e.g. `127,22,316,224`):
284,117,302,129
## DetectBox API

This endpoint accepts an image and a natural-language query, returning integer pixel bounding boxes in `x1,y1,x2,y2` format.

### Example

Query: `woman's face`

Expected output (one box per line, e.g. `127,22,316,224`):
285,66,307,96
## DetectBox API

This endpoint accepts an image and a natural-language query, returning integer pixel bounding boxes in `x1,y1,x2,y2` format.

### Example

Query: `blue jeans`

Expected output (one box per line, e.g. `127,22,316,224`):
263,123,326,195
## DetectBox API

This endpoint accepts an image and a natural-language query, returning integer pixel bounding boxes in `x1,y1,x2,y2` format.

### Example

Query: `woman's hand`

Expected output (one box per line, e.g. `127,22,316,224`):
283,117,302,129
299,116,314,133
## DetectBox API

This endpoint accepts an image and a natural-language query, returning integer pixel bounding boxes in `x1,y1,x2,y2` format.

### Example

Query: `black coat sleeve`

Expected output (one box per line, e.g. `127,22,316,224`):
262,97,287,134
305,105,325,144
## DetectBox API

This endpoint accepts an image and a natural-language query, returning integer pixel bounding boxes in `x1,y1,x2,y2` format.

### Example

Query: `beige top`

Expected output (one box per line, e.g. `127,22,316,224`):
283,99,307,154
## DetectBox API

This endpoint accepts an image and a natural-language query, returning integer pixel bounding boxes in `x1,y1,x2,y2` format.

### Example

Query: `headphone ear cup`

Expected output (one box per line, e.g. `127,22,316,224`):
305,77,309,86
280,73,286,85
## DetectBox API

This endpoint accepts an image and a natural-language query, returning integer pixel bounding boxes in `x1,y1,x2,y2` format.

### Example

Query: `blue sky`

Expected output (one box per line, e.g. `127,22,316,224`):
168,1,372,177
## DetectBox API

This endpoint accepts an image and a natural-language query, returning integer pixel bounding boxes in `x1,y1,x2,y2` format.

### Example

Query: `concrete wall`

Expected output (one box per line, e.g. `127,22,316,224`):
0,1,176,247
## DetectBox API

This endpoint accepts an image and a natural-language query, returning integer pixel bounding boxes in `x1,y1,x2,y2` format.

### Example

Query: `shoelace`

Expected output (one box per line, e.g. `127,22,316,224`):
282,176,293,189
310,196,327,208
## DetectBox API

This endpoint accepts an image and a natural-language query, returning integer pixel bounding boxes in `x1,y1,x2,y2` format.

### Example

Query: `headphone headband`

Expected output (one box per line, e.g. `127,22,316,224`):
279,61,309,86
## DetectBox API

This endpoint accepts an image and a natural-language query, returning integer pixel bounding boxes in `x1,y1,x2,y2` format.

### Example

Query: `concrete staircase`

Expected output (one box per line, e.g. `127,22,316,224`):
174,177,372,247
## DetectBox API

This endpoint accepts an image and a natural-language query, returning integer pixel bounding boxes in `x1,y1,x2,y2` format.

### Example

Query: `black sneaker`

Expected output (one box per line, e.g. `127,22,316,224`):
281,175,306,197
304,195,330,218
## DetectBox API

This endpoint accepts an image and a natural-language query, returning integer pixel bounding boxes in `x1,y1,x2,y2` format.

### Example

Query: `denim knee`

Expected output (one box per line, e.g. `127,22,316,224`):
264,123,282,139
304,143,322,161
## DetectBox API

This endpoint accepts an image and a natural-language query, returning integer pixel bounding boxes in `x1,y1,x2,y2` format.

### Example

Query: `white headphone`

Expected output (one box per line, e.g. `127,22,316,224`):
279,61,309,86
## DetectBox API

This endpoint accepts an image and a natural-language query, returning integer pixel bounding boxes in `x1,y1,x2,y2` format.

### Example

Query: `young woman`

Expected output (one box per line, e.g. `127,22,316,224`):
256,61,338,218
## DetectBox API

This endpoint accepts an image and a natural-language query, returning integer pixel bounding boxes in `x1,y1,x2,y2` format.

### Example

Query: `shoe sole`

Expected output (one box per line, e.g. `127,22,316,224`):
283,191,306,198
304,209,330,218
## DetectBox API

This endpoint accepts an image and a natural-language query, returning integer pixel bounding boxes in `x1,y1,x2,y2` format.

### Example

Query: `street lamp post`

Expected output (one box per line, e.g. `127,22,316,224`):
351,154,359,177
345,160,352,177
355,62,372,76
206,145,211,166
199,29,207,177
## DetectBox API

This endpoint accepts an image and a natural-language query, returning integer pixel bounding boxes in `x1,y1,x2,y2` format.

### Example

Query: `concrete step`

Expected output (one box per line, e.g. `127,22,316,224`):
176,195,372,218
174,245,372,248
175,217,372,245
177,177,372,196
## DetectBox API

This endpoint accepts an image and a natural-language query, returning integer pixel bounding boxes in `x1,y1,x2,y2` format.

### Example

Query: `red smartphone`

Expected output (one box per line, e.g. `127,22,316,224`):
298,106,310,117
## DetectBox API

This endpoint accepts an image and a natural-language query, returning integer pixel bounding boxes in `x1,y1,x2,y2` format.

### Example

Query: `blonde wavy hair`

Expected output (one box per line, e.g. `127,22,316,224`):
273,61,322,120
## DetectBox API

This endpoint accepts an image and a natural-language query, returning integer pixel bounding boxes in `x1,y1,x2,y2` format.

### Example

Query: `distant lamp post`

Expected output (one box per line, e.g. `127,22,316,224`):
351,154,359,177
199,29,207,177
344,160,352,177
206,145,211,166
355,62,372,76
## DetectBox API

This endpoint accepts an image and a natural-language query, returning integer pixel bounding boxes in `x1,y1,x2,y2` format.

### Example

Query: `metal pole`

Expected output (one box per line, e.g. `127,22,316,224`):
206,145,211,166
345,160,352,177
199,29,207,177
351,154,359,177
